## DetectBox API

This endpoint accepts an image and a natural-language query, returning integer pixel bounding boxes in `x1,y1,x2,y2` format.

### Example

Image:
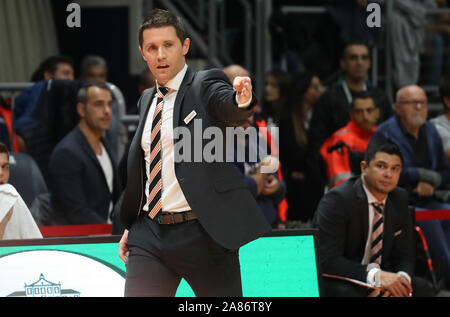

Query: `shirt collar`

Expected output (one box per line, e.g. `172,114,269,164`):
156,63,188,92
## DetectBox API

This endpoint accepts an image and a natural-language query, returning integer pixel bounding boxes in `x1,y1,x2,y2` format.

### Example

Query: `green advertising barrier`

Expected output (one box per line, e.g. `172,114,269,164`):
0,229,322,297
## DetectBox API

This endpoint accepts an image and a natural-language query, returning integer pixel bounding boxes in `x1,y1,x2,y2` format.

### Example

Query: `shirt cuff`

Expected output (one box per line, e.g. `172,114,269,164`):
236,93,252,108
367,267,381,287
397,271,411,283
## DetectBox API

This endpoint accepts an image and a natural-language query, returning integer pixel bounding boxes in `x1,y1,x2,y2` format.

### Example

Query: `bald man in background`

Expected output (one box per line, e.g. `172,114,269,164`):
223,65,249,82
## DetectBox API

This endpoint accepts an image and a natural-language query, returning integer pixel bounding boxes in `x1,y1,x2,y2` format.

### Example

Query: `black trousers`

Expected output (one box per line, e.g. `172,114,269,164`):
125,214,242,297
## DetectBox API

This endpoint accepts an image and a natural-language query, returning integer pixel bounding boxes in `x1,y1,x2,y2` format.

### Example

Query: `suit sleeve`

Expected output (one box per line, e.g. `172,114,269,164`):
48,148,105,224
201,69,255,126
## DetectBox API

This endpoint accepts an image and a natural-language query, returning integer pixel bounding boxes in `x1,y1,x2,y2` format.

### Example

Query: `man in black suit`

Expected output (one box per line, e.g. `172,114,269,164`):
48,82,121,224
118,9,271,297
313,139,418,297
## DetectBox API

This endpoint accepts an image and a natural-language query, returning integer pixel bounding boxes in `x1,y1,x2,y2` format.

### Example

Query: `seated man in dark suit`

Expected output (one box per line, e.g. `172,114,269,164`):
313,139,431,297
48,82,121,224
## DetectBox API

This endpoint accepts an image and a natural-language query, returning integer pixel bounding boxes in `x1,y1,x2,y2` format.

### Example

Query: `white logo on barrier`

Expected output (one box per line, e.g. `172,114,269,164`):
0,250,125,297
7,273,80,297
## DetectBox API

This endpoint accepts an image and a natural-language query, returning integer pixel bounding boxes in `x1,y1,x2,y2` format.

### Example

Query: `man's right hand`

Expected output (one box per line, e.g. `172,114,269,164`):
413,181,435,197
119,229,129,263
378,271,412,297
249,169,269,195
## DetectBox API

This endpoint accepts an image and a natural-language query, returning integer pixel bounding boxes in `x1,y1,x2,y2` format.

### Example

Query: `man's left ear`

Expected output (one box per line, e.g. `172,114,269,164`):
182,38,191,56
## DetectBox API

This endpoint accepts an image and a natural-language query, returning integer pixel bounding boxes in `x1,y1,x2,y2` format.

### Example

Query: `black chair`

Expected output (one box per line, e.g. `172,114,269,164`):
410,205,441,293
8,152,48,208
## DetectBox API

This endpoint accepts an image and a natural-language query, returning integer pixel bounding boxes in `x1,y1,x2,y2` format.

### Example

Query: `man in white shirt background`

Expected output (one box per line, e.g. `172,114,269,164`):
47,82,121,224
0,142,42,240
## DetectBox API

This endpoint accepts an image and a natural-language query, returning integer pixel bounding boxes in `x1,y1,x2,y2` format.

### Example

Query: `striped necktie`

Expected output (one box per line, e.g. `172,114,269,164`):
367,202,385,297
370,202,384,264
147,86,168,219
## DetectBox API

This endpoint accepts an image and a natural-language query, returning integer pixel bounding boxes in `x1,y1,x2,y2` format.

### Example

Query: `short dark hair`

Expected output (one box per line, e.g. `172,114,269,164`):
350,91,377,110
77,82,113,104
138,8,187,48
31,55,74,82
364,138,403,165
80,55,108,74
341,39,370,59
0,142,9,159
439,74,450,110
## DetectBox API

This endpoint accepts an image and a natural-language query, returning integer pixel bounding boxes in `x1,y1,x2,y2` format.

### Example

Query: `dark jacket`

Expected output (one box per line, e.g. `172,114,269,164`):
120,67,271,250
48,126,121,224
371,116,450,197
313,176,414,282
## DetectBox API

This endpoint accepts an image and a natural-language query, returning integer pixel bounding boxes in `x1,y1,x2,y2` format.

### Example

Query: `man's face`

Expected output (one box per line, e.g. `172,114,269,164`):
340,45,371,82
78,87,113,133
52,62,75,80
361,152,402,199
350,98,379,131
395,86,428,130
0,153,10,185
83,65,107,83
139,26,190,86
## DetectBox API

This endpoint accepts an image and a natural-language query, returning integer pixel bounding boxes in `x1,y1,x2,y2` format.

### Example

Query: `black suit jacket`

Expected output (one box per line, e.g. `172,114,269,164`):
48,126,121,224
120,67,271,250
313,176,414,282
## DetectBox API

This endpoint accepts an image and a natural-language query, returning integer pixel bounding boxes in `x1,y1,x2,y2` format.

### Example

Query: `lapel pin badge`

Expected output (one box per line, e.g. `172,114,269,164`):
184,110,197,125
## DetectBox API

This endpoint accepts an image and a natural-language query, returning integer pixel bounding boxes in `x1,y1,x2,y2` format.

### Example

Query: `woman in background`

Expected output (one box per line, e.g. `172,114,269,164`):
279,72,325,225
261,70,291,127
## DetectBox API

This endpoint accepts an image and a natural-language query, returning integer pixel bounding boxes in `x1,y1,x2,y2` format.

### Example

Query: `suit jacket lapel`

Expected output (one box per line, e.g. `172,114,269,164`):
127,87,155,167
135,87,156,142
75,126,99,167
355,176,394,263
75,126,115,190
382,196,394,256
173,67,195,130
354,177,370,242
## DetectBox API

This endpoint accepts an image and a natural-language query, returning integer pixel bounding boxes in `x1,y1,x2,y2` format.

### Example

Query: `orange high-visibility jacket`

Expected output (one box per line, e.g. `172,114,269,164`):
320,121,375,188
254,106,288,222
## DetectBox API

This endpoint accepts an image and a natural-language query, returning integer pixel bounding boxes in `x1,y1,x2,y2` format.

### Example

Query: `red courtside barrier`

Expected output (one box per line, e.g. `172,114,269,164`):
39,224,112,237
36,209,448,237
415,209,450,221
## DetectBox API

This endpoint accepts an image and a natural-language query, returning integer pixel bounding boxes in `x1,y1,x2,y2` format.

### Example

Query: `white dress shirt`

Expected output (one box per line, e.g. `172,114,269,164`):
361,179,411,286
96,143,114,222
141,64,190,213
